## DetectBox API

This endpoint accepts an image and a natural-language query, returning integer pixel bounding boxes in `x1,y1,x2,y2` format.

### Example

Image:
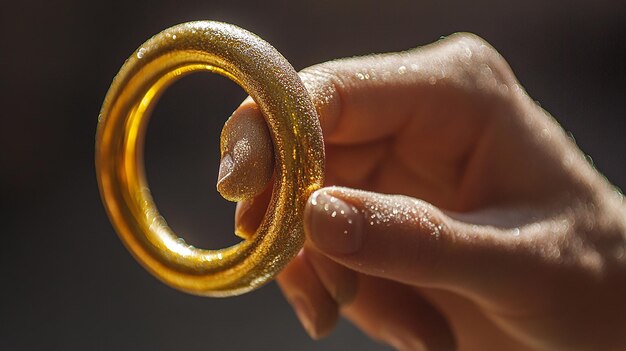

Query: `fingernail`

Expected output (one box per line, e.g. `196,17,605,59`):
290,296,317,339
380,329,427,351
306,191,362,255
217,153,234,189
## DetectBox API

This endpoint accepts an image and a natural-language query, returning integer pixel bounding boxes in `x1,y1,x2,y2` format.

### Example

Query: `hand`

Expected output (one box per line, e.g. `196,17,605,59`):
216,33,626,351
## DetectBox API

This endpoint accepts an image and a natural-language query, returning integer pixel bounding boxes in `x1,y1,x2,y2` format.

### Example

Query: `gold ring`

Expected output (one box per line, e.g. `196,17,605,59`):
96,21,324,297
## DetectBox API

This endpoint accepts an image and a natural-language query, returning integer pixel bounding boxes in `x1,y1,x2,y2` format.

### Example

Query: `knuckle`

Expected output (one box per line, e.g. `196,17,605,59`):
448,32,490,48
448,32,498,62
441,32,515,87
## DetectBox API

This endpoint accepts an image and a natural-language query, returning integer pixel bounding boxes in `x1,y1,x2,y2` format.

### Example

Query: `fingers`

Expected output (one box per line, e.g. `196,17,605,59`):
305,247,358,305
343,275,455,351
217,33,517,201
298,32,516,145
279,253,456,350
233,180,272,239
277,250,339,339
303,186,520,299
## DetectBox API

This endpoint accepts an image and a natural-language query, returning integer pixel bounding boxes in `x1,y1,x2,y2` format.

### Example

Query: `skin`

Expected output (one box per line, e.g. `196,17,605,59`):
216,33,626,351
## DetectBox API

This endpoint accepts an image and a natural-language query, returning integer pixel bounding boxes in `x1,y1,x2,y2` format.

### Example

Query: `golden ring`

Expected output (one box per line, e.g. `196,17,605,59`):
95,21,324,297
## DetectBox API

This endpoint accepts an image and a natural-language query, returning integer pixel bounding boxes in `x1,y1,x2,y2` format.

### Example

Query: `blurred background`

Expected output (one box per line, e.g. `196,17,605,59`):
1,0,624,349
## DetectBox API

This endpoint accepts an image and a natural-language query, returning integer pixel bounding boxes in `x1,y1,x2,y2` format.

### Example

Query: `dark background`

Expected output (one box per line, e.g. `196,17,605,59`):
1,0,624,350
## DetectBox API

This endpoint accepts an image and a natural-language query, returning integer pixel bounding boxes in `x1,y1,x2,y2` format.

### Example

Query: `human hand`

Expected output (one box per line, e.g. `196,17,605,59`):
216,33,626,351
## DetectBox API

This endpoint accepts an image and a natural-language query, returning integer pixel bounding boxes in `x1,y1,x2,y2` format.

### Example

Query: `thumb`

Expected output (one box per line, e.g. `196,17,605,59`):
304,186,518,298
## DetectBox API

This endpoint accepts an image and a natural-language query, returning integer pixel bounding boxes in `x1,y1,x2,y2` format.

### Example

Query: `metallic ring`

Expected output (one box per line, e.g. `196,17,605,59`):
96,21,324,297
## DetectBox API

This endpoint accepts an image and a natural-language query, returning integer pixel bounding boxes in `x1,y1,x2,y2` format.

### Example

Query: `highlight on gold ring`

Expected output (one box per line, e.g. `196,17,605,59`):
95,21,325,297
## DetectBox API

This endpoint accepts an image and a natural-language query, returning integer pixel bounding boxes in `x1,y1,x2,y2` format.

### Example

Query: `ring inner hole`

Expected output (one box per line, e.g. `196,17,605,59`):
145,72,247,249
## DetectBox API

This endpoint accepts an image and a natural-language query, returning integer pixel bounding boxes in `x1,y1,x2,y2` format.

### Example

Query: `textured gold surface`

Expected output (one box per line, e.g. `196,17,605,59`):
95,21,324,296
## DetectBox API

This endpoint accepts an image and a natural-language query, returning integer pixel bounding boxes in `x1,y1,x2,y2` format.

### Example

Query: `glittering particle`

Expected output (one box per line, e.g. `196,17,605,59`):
136,47,147,59
310,192,319,206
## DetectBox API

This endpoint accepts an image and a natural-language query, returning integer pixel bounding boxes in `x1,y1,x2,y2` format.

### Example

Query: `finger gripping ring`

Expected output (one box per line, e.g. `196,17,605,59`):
96,21,324,297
